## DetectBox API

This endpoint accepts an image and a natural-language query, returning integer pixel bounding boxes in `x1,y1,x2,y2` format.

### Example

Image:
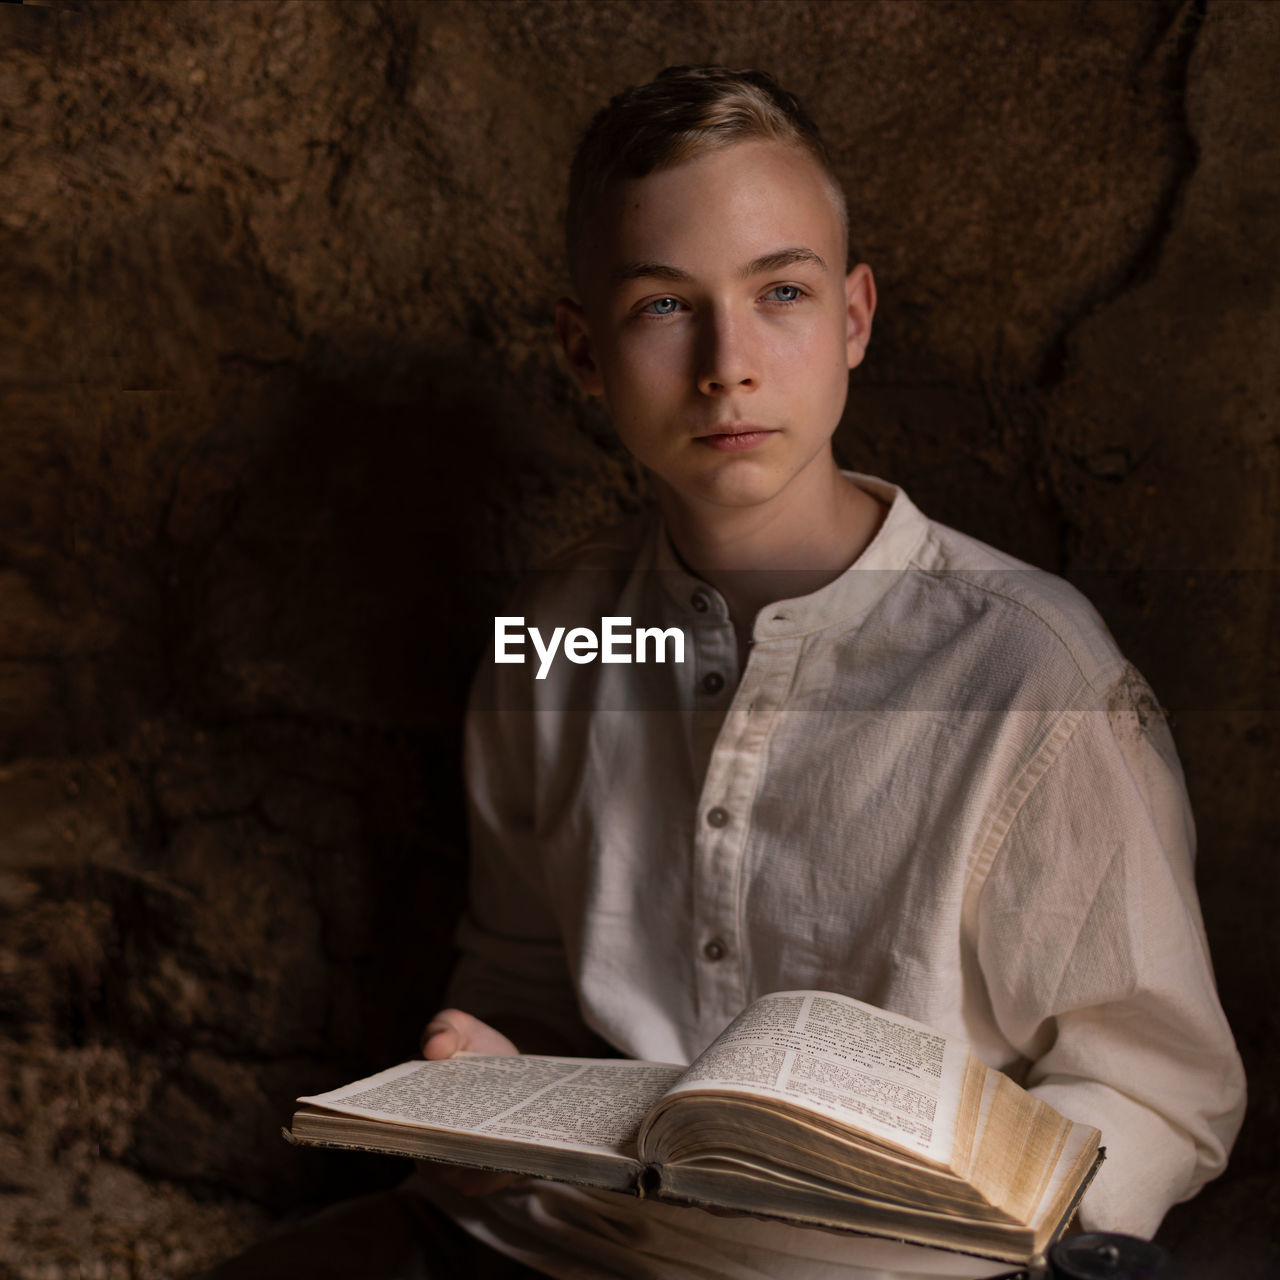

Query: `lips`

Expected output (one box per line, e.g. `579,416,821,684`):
694,424,777,452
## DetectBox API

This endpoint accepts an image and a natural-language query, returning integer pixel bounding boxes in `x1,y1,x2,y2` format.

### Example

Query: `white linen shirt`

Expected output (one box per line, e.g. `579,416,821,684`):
436,475,1244,1280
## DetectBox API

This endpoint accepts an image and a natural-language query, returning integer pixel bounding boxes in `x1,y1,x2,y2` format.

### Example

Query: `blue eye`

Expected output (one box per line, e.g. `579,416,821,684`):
643,297,681,315
766,284,803,304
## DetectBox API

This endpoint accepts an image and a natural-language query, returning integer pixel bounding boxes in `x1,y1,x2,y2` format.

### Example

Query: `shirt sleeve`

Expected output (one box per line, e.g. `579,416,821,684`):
975,669,1246,1237
444,649,597,1054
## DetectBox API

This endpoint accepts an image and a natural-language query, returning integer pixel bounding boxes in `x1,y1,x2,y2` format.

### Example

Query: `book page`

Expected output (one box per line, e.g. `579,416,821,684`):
299,1056,683,1158
661,991,969,1164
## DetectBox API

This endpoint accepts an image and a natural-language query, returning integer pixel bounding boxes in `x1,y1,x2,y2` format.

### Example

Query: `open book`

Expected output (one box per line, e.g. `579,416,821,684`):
287,990,1102,1266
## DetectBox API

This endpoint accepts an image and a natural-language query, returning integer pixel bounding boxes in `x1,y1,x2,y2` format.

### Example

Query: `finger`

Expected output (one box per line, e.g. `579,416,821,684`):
422,1007,482,1058
421,1020,462,1059
421,1028,458,1059
420,1008,521,1058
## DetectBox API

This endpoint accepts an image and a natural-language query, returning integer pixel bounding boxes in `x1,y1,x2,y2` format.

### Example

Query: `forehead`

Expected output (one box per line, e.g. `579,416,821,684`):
589,139,843,290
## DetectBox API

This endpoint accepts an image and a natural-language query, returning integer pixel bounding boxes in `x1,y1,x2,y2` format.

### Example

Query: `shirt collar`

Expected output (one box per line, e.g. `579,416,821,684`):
650,473,929,638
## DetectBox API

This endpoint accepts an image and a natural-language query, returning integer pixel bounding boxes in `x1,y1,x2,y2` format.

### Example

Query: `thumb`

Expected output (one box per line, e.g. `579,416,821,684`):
421,1015,464,1060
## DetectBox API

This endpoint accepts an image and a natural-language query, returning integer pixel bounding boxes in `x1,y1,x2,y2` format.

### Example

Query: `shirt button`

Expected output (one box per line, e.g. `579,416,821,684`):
701,672,725,694
690,591,710,613
703,938,727,962
706,806,730,828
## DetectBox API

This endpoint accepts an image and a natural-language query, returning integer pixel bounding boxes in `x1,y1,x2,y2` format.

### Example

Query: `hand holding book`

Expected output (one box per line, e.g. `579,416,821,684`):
417,1007,520,1197
290,991,1103,1268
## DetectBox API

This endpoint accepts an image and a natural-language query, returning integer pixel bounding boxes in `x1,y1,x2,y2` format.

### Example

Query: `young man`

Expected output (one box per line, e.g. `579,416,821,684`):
207,66,1243,1280
418,66,1244,1279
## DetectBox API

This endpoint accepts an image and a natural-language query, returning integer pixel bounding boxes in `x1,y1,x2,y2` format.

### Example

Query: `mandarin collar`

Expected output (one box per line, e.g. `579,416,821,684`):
650,473,929,638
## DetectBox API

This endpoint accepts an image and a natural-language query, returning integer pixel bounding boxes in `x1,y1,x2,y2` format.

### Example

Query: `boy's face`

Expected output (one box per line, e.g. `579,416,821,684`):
557,139,874,518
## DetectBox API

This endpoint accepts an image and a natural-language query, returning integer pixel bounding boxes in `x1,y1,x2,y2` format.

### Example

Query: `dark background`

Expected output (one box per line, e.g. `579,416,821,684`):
1,1,1276,1275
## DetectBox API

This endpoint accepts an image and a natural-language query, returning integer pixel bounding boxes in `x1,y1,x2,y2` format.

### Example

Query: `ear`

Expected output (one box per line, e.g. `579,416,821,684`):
844,263,877,371
555,297,605,397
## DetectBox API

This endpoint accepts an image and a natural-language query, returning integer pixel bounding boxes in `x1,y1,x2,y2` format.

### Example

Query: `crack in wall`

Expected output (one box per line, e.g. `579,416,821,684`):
1036,0,1207,396
1024,0,1210,577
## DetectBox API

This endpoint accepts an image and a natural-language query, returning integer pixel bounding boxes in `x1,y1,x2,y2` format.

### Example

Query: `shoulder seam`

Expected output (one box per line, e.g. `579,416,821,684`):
905,554,1120,695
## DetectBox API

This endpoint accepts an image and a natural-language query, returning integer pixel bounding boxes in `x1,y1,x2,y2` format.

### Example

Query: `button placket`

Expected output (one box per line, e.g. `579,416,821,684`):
688,601,736,790
690,635,803,1032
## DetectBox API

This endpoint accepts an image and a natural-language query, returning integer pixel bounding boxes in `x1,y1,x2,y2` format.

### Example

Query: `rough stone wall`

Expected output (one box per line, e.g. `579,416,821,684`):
1,1,1275,1276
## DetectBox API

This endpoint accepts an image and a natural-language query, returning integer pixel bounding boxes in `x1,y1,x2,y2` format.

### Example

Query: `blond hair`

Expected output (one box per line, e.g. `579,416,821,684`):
565,65,848,290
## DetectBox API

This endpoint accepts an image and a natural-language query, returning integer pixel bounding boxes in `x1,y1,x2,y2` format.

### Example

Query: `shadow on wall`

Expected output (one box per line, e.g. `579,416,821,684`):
174,355,512,732
2,348,532,1226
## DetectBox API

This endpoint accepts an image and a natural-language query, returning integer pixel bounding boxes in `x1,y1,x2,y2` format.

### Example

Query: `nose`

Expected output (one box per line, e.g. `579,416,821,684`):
695,307,758,395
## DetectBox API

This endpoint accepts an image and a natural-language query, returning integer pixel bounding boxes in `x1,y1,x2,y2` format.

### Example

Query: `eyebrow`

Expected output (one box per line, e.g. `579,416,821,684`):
610,246,828,287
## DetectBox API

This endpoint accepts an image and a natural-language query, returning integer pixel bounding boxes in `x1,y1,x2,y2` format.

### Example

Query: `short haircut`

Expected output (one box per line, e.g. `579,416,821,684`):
565,65,849,292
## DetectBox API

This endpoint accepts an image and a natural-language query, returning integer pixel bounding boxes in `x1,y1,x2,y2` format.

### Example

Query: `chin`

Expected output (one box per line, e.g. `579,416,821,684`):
683,464,788,510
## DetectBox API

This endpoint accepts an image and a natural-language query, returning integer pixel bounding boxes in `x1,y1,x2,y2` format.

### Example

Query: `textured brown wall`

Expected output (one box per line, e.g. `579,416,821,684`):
1,1,1276,1275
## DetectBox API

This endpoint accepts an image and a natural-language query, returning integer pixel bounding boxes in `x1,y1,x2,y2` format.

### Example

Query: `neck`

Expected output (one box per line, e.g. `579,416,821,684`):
658,456,887,649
